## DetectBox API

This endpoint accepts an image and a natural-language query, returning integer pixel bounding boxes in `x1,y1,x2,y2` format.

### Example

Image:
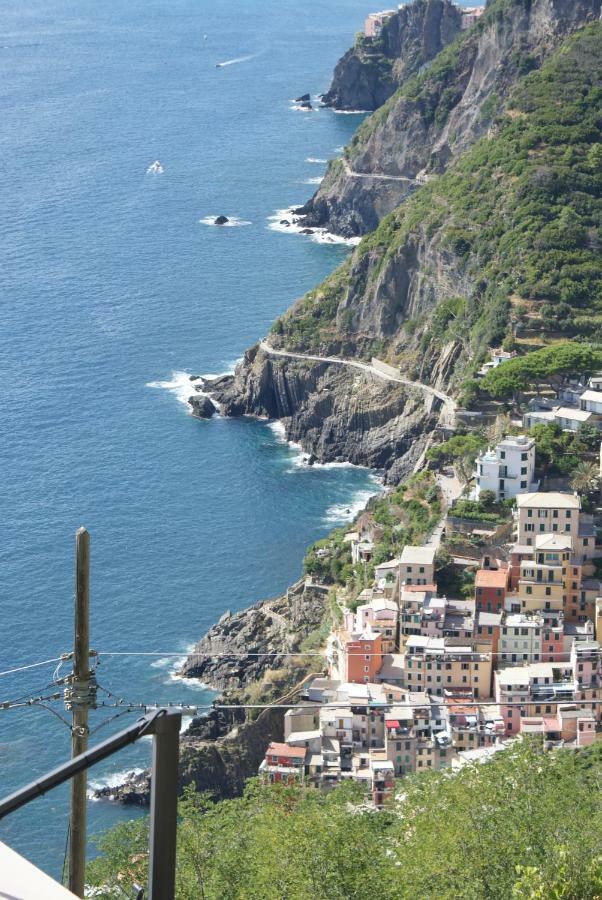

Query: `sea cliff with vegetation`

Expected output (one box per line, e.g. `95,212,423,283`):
94,2,602,891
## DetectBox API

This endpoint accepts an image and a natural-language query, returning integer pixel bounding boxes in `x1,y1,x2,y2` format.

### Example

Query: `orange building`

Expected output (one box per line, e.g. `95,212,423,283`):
345,631,383,684
475,568,508,613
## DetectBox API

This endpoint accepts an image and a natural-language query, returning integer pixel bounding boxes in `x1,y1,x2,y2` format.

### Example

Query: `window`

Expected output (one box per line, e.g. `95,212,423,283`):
527,509,533,518
521,481,527,489
552,510,559,519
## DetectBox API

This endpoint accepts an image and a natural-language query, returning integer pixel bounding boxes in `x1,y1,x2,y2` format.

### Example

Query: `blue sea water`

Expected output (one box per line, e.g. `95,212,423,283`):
0,0,384,878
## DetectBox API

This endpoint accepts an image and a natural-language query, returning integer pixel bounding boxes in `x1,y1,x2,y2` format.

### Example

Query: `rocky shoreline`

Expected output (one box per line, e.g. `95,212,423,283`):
93,579,332,805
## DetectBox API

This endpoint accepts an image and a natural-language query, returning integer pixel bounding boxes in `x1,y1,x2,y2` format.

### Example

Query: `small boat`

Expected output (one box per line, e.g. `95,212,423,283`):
146,160,164,174
215,62,222,68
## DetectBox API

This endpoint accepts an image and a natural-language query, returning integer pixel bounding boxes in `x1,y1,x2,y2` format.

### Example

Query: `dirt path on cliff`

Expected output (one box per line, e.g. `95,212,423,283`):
258,340,456,426
341,157,415,183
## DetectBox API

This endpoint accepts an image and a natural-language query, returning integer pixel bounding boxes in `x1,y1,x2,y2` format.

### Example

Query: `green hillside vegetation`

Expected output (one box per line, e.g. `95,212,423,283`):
87,741,602,899
275,23,602,376
303,470,441,600
479,342,602,398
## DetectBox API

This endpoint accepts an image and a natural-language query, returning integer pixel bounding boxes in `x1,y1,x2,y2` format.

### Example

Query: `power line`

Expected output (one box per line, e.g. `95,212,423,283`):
0,656,68,679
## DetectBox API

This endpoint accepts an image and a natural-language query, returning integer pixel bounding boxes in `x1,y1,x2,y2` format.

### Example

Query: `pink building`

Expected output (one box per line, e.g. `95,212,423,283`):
364,10,396,38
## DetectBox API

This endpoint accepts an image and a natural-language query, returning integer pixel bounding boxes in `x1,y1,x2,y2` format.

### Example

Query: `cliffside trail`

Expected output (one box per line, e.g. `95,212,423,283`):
258,340,457,426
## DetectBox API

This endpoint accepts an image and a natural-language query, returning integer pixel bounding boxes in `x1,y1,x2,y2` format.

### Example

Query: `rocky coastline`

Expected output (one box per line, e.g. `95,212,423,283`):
99,0,602,811
93,579,332,805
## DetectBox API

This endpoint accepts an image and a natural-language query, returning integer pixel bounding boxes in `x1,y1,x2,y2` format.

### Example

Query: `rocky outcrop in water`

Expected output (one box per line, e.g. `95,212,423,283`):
190,394,216,418
321,0,462,112
180,578,330,689
204,348,441,482
303,0,601,236
93,579,330,805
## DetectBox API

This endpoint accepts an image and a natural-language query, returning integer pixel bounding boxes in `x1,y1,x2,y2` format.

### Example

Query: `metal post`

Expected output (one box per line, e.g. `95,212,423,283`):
69,527,90,897
148,709,181,900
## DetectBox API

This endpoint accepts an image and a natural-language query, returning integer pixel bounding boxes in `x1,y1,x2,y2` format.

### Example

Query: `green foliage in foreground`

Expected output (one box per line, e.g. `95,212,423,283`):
87,741,602,899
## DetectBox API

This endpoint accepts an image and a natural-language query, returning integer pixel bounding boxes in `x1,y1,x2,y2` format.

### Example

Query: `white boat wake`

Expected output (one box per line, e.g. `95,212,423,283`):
216,54,256,67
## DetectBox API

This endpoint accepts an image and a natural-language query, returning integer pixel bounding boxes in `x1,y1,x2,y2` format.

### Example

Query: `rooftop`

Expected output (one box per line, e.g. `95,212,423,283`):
580,389,602,403
535,534,573,551
266,742,306,760
400,545,436,566
555,406,592,422
516,492,580,510
475,568,508,589
477,611,503,626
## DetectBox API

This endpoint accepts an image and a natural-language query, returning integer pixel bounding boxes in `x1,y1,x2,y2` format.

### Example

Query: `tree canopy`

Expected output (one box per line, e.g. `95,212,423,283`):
479,342,602,398
87,741,602,899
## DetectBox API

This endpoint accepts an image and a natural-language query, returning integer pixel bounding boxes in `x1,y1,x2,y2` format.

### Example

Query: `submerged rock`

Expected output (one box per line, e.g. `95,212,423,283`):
295,93,310,102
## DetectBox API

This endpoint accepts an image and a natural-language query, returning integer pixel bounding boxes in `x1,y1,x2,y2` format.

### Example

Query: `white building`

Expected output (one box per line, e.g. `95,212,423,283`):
555,406,595,432
499,614,544,666
399,545,436,585
477,348,516,377
475,435,536,501
580,390,602,416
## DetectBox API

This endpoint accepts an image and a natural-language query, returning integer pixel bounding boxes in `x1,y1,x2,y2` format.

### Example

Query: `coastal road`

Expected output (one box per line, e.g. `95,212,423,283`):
258,340,456,426
341,158,415,184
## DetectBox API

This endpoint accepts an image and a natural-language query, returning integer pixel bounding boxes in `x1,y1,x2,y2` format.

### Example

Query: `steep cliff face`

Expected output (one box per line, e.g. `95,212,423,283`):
95,580,331,806
204,347,441,481
321,0,463,112
303,0,601,237
180,579,330,690
220,20,601,449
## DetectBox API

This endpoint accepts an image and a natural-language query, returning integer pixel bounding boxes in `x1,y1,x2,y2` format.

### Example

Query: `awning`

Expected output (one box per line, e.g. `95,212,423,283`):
385,719,400,728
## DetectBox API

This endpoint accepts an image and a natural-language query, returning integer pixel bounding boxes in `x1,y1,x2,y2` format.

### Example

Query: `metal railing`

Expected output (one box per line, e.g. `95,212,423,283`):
0,707,182,900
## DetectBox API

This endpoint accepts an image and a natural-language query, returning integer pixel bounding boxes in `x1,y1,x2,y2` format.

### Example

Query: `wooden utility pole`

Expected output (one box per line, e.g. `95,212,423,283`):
68,527,91,897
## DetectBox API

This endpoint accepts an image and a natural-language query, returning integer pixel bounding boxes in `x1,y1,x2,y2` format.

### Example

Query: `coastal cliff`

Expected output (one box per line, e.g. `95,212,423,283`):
104,12,602,812
204,347,442,482
94,579,332,805
304,0,601,237
321,0,463,112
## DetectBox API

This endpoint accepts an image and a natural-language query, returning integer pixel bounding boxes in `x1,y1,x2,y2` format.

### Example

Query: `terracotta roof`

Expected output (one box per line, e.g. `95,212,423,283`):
403,583,437,593
267,742,306,760
475,569,508,589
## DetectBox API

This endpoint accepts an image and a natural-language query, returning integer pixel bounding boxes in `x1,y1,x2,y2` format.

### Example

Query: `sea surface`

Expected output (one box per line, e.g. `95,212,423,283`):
0,0,384,878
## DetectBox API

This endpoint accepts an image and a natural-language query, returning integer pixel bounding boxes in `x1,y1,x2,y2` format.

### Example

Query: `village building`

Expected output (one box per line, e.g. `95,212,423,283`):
475,435,536,501
475,567,508,612
399,544,436,585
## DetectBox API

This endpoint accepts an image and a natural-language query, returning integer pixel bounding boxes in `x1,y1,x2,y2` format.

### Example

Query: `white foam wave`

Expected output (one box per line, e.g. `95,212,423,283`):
146,371,203,407
333,146,344,153
305,157,327,164
267,421,303,452
289,104,319,113
267,207,360,246
216,54,256,67
322,487,381,525
332,108,369,115
88,768,145,799
303,176,323,185
199,216,251,227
